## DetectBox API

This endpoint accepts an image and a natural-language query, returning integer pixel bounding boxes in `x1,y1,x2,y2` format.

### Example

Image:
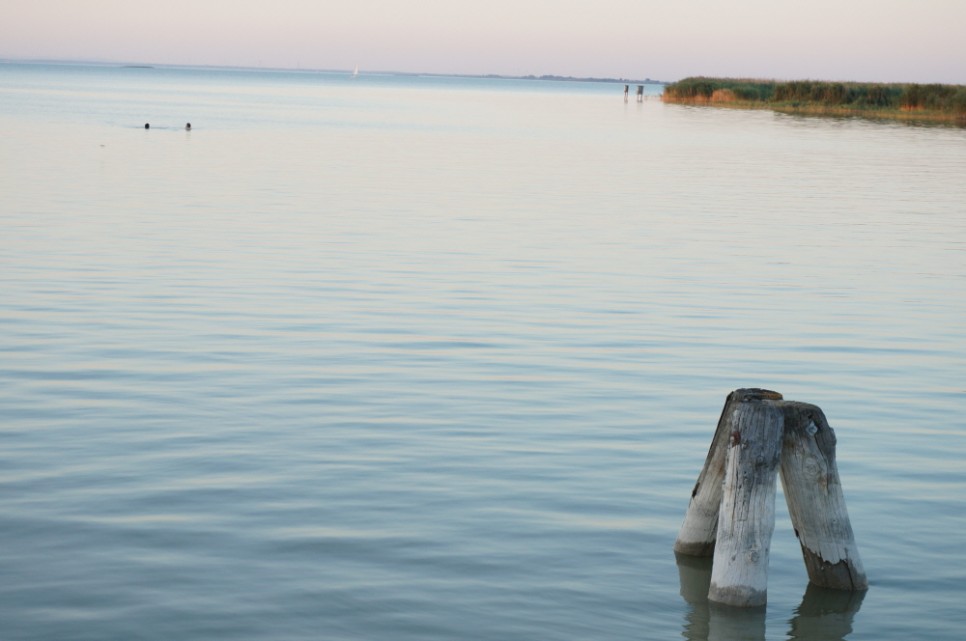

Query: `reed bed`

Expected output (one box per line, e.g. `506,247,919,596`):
663,77,966,123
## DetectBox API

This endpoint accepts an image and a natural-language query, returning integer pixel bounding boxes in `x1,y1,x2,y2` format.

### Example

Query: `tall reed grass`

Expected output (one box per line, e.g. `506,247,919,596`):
663,77,966,120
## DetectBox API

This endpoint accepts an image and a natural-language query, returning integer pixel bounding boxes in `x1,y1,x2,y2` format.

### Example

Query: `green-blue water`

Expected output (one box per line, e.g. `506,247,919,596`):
1,62,965,640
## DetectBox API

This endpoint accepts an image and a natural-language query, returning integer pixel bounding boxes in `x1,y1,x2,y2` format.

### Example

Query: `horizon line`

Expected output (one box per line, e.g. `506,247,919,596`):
0,56,666,85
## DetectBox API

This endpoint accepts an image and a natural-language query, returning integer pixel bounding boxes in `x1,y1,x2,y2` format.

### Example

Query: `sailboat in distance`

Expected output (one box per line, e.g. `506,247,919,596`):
352,65,359,78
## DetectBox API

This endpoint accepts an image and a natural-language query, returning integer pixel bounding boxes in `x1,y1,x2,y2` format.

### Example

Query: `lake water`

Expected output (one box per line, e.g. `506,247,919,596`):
1,62,965,641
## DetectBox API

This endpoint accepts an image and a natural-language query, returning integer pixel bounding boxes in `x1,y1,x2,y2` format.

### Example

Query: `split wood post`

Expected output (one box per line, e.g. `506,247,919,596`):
778,402,868,591
674,389,784,556
707,395,784,607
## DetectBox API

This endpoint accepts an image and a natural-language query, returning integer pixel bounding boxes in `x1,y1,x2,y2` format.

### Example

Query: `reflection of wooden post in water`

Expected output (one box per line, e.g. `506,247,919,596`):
675,389,867,607
675,553,767,641
676,553,713,641
788,584,866,640
675,553,865,641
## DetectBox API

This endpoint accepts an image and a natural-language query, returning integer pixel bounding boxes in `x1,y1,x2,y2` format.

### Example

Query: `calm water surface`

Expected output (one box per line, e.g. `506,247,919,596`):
1,63,965,640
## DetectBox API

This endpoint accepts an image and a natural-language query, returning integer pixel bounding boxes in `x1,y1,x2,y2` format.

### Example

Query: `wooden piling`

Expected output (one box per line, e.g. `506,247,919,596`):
675,389,868,607
674,389,783,556
778,402,868,591
707,396,784,607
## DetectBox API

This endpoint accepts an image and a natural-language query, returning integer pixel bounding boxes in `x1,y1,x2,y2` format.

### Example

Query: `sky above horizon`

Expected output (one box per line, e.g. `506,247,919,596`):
3,0,964,83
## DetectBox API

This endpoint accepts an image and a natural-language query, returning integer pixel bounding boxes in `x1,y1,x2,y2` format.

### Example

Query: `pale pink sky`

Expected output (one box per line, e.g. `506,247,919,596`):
2,0,964,83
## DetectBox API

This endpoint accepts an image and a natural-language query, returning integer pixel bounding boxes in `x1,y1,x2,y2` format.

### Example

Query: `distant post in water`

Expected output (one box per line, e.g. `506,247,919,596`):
675,389,867,607
637,85,644,102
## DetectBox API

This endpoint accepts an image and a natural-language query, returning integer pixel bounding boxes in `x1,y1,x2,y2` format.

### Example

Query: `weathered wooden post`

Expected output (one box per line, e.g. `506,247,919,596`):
779,402,868,591
674,389,784,556
707,395,784,607
675,389,868,608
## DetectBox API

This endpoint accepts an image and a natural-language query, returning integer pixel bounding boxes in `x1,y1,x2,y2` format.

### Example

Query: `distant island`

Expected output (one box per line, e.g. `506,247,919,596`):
662,77,966,124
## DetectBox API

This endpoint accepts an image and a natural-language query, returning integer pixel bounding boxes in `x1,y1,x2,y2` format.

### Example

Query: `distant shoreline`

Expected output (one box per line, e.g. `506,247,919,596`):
0,58,662,86
662,77,966,125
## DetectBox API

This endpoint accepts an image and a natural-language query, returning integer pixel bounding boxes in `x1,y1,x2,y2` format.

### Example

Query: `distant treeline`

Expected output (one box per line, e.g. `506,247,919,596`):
663,77,966,122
